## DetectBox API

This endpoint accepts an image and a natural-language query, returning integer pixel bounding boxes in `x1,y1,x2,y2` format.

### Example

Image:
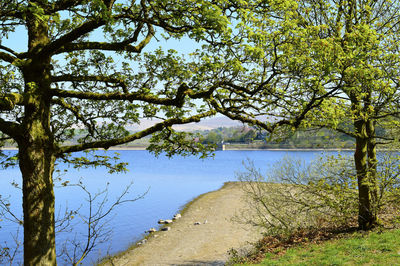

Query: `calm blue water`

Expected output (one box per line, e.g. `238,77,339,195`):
0,150,328,265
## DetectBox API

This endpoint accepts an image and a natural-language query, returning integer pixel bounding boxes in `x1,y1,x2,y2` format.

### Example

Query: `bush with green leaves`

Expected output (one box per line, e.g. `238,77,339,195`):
237,153,400,235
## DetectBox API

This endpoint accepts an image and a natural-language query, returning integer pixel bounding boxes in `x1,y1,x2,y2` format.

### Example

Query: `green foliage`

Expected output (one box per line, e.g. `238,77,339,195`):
58,150,128,174
237,153,400,235
200,126,257,144
0,0,237,161
0,1,241,264
199,0,400,229
204,0,400,138
0,154,18,169
202,130,223,144
199,126,356,148
148,127,215,158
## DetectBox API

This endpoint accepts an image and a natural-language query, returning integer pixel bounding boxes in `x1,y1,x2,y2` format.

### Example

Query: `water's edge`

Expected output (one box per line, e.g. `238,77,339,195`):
97,181,236,265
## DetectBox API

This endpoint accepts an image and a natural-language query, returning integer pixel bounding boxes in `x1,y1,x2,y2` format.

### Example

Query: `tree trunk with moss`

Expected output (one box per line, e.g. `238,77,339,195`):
18,110,57,265
20,57,57,265
354,119,376,230
18,109,58,265
19,144,57,265
15,14,58,264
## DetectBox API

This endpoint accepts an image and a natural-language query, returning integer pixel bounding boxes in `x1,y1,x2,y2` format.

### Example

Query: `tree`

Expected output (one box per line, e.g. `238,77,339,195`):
202,130,223,144
0,1,234,264
201,0,400,229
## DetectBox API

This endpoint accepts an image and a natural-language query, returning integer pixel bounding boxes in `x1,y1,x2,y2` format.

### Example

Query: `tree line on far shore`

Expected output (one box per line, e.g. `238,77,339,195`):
0,125,357,149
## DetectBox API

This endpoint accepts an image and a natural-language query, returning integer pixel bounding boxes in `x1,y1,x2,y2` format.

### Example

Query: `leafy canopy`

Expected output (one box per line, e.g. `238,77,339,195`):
0,0,241,164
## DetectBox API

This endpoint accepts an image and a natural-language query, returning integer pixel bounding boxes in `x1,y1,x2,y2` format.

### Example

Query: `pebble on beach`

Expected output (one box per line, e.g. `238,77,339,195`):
146,228,157,233
137,239,147,245
158,219,173,224
173,213,182,220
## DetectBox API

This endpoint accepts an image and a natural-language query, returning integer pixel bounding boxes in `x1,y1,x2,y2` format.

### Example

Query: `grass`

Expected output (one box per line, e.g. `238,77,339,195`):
246,229,400,265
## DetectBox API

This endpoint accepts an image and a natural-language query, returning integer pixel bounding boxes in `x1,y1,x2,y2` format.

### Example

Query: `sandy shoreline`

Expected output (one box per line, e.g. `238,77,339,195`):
100,182,262,266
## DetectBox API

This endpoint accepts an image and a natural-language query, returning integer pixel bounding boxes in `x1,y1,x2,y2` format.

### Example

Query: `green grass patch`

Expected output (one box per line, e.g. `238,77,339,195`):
248,229,400,265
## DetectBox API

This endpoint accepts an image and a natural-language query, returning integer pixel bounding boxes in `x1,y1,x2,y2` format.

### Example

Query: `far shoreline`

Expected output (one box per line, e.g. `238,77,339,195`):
0,146,356,151
4,146,398,152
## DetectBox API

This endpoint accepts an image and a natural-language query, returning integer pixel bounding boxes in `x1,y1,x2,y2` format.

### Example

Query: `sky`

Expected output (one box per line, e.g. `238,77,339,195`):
1,18,230,125
2,22,201,57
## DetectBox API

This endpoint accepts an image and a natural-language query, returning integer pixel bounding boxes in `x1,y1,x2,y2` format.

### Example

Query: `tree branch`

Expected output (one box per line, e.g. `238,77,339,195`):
52,74,125,84
0,0,23,19
0,93,24,111
0,51,16,63
209,97,277,132
57,111,215,154
0,45,18,57
52,98,96,136
54,23,154,54
0,118,21,140
51,82,189,106
40,18,107,56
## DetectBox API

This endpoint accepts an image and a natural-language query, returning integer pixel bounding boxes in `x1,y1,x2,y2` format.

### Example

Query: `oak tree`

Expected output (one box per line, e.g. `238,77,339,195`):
203,0,400,229
0,0,233,264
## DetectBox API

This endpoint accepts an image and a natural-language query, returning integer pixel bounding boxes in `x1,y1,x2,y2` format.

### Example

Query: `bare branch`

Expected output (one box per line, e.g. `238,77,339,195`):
0,197,23,225
57,180,146,265
334,126,357,138
0,227,22,265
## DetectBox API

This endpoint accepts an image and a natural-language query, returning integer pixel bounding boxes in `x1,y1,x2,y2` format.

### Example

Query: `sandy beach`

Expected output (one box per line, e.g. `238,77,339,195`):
101,182,262,266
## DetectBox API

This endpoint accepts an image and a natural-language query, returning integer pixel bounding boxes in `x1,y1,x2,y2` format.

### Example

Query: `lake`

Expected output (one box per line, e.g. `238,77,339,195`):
0,150,332,265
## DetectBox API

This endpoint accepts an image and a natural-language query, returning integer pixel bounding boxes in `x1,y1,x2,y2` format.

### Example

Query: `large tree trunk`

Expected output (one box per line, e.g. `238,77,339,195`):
19,143,57,265
354,119,376,229
19,62,57,264
20,12,57,261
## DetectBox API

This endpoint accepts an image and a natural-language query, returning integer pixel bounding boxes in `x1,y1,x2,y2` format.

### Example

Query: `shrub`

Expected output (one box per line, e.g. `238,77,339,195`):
236,152,400,235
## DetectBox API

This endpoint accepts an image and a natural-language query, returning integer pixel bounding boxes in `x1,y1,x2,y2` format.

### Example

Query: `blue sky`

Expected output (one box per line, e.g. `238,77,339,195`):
1,17,225,123
2,23,201,56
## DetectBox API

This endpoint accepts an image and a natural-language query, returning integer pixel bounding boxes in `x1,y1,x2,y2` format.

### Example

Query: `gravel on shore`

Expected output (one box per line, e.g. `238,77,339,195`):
100,182,262,266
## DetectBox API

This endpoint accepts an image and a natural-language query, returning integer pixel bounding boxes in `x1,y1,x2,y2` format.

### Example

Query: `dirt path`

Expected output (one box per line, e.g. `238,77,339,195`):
102,182,262,266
